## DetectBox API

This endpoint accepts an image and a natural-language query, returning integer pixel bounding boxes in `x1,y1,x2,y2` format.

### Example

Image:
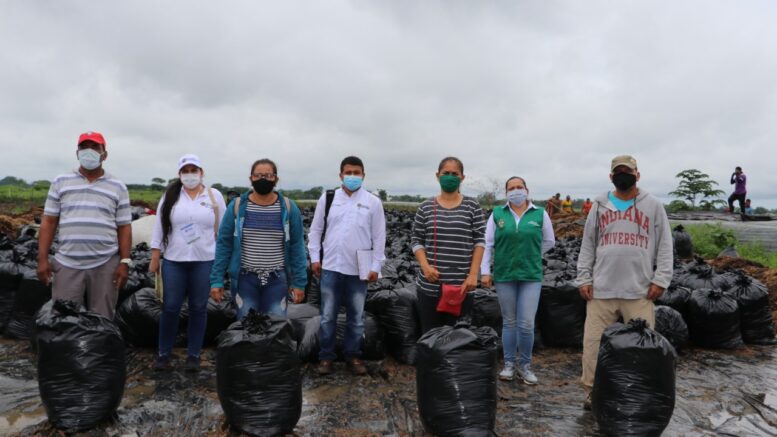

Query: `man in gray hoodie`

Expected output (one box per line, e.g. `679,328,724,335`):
576,155,674,409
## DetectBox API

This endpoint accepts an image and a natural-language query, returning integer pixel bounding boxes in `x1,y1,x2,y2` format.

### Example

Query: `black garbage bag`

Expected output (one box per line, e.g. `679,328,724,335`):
287,303,320,342
297,312,385,362
680,259,732,291
365,287,420,364
537,274,586,348
416,323,498,436
654,305,689,352
4,278,51,339
305,273,321,306
470,288,503,336
592,319,676,437
115,287,162,347
725,272,775,344
688,288,743,349
36,300,126,432
0,271,21,331
203,291,238,346
216,311,301,437
655,284,692,320
672,225,693,259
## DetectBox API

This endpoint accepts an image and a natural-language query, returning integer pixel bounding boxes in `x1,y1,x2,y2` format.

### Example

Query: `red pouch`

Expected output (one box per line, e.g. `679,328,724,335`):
436,283,466,316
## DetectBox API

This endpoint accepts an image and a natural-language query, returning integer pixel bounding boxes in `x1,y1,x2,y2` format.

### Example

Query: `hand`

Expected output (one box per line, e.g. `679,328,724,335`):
647,283,665,300
211,287,224,303
461,274,478,294
367,271,379,283
311,262,322,278
149,258,160,274
422,265,440,283
113,263,129,290
481,275,492,289
579,284,593,301
289,288,305,304
37,258,53,286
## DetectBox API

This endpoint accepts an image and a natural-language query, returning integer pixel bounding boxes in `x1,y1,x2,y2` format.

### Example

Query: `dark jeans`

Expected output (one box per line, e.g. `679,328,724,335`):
728,192,746,213
159,260,213,358
236,269,289,319
417,290,474,334
319,270,367,361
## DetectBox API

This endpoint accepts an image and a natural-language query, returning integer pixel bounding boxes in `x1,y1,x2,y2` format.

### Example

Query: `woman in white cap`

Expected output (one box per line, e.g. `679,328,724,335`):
149,154,226,371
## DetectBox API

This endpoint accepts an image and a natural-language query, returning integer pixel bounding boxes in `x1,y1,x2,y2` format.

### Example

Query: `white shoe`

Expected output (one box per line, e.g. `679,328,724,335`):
499,363,516,381
517,365,538,385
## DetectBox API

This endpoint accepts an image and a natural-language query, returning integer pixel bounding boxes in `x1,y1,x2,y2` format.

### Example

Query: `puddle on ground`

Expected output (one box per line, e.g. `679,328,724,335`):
1,338,777,436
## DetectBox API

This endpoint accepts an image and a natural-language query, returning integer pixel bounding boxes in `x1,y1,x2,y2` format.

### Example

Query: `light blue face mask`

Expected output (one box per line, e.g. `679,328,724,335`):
507,188,528,206
78,149,103,170
343,175,363,191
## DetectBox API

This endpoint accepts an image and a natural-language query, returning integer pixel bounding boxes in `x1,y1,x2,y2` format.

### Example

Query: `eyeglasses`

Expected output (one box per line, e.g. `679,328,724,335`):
251,173,277,180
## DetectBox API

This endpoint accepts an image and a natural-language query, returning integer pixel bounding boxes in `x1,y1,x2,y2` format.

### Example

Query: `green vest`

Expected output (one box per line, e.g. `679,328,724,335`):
493,206,544,282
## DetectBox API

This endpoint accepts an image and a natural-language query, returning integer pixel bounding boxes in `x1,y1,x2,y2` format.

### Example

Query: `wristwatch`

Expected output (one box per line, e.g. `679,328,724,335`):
120,258,133,268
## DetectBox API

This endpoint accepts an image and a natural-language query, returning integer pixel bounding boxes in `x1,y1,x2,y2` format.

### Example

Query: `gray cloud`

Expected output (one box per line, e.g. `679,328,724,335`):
1,1,776,206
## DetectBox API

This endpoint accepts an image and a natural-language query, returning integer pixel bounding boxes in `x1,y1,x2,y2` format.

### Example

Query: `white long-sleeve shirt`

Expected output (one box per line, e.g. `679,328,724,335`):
480,203,555,276
150,186,226,262
308,187,386,276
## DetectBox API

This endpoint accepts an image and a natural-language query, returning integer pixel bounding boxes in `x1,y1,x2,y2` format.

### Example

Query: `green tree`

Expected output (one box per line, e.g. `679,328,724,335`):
377,189,388,202
0,176,28,187
151,177,166,190
668,169,725,209
32,180,51,190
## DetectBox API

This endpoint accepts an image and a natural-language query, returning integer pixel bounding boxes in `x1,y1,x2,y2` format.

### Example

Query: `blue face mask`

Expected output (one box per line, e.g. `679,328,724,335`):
507,188,528,206
78,149,103,170
343,175,363,191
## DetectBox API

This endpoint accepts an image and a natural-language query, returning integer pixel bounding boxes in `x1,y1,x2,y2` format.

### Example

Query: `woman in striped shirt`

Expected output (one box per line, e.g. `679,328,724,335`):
411,157,487,334
209,159,308,319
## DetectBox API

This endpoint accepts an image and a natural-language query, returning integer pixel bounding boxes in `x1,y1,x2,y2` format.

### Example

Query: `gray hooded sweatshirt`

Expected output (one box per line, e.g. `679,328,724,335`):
576,189,673,299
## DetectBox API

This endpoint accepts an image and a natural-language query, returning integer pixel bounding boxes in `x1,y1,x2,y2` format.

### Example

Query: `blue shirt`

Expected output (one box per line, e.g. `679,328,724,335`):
608,192,635,212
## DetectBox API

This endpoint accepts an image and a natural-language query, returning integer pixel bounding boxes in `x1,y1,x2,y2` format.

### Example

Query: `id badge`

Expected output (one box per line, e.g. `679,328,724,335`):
180,223,200,244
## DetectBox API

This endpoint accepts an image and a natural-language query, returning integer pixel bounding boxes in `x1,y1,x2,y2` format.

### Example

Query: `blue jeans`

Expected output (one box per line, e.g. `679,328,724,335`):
495,280,542,368
236,269,288,319
159,260,213,358
319,269,367,361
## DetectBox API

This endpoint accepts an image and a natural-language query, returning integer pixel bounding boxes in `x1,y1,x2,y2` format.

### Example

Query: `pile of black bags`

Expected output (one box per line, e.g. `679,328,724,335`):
725,272,775,344
688,288,743,349
4,278,51,339
654,305,689,352
592,318,676,436
537,271,586,348
365,287,420,364
216,311,301,436
416,323,498,436
297,312,385,362
36,300,126,432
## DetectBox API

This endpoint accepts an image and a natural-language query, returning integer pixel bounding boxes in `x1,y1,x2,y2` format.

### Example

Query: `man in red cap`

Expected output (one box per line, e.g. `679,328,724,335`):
37,131,133,319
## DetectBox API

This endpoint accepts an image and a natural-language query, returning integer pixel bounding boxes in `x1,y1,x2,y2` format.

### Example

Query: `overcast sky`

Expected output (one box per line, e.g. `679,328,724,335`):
1,1,775,206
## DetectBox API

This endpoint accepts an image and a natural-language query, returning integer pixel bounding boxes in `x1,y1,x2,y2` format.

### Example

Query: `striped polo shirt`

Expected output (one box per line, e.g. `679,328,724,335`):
44,170,132,269
240,198,285,272
411,196,486,296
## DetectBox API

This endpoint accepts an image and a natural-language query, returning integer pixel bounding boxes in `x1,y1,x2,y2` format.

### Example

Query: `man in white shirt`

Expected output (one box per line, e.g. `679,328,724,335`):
308,156,386,376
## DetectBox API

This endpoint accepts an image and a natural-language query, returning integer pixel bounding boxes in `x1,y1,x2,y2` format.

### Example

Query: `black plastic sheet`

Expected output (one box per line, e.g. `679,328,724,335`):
470,288,503,336
688,288,743,349
35,300,126,432
725,272,776,344
115,287,163,347
416,323,498,436
365,287,420,364
287,302,320,342
654,305,689,352
0,270,21,331
4,278,51,340
216,312,301,436
592,319,676,437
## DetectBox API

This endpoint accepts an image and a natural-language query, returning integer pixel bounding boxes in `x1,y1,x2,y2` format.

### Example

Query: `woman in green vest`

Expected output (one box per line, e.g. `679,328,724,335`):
481,176,555,384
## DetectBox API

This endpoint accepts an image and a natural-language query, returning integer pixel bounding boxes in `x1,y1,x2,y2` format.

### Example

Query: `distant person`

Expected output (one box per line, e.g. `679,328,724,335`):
581,198,593,215
481,176,555,384
576,155,673,410
728,166,747,214
226,190,239,204
546,193,562,216
411,157,486,334
308,156,386,376
744,199,753,215
561,195,574,213
149,154,226,372
210,159,307,317
37,131,132,319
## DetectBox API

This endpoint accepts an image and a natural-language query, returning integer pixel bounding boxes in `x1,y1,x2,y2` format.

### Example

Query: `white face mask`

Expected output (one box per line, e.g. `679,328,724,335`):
507,188,528,206
180,173,202,189
78,149,103,170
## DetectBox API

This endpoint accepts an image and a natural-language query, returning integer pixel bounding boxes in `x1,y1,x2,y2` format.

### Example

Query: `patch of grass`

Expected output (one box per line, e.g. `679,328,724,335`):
683,223,737,258
736,242,777,268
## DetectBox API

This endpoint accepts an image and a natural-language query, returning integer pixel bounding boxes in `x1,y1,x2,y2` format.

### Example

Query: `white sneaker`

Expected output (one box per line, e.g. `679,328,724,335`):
517,365,538,385
499,363,516,381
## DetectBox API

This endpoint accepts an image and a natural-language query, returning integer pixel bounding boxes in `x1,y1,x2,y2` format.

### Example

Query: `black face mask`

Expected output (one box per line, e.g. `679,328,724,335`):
252,179,276,195
612,172,637,192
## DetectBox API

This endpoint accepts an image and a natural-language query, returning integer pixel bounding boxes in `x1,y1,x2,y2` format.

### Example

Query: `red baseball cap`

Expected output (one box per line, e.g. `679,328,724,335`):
78,131,106,147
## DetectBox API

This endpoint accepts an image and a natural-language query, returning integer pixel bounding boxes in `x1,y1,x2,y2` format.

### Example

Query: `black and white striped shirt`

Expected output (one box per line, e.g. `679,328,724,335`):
240,199,285,272
411,196,486,296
